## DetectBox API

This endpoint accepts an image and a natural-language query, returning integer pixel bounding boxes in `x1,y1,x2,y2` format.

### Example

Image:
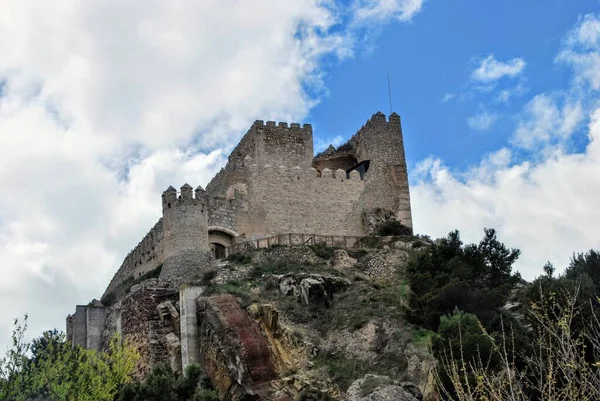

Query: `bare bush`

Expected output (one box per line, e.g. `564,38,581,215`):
434,285,600,401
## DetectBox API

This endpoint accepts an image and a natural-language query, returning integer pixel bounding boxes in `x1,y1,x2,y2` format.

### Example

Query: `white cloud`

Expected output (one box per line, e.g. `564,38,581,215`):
496,82,528,103
512,93,583,149
0,1,422,349
314,135,345,153
467,108,498,131
441,93,456,102
557,14,600,90
352,0,425,23
471,54,526,83
413,15,600,282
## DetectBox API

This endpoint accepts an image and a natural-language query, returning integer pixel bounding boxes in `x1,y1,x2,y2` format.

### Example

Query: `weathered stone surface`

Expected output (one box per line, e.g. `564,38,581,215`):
197,295,278,400
360,250,409,279
268,273,351,306
362,208,396,236
332,249,358,271
120,281,180,378
252,244,323,266
347,375,420,401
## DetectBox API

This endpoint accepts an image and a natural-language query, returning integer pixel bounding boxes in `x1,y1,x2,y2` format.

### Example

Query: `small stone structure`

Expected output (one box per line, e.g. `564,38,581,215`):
65,110,414,388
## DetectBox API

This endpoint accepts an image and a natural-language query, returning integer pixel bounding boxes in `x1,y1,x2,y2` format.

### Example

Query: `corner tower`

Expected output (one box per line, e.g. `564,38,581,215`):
351,111,412,230
159,184,211,285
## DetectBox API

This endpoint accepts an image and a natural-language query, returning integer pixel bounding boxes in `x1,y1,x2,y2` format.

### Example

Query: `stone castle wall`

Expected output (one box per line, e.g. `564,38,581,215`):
237,164,365,239
350,112,412,228
102,219,165,300
120,282,179,378
159,187,212,286
206,120,313,198
208,196,238,233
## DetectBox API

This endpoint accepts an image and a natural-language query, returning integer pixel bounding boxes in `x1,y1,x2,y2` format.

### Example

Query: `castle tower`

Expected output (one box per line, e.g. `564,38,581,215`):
159,184,212,285
352,111,412,230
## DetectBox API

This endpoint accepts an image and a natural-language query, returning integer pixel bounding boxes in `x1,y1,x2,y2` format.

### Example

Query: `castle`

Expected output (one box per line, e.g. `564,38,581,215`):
65,111,412,372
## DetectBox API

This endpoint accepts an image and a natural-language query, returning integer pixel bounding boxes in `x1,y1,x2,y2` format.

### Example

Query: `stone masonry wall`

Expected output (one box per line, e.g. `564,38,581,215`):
208,197,237,233
85,306,107,351
238,164,365,239
102,219,165,299
259,121,313,168
120,282,179,378
160,188,212,286
206,120,313,199
349,112,412,228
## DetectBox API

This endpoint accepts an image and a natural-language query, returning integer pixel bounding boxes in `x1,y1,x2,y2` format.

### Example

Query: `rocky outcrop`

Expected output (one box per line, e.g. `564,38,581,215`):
197,294,281,400
361,208,396,236
120,280,180,378
197,294,344,401
347,375,422,401
266,273,351,306
332,250,359,271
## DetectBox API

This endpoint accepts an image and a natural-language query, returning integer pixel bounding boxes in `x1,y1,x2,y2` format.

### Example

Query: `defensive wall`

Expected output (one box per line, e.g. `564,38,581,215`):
70,110,413,369
102,219,165,299
236,162,365,239
206,120,313,197
159,185,212,285
66,302,107,351
349,111,412,228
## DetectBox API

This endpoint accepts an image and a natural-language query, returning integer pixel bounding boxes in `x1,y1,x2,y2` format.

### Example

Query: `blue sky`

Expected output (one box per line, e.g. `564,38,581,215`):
310,0,598,168
1,0,600,347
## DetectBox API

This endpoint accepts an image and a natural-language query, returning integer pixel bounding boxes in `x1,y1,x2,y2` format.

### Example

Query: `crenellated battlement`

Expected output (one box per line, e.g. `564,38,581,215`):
162,184,208,213
252,120,312,131
243,157,363,183
349,111,402,145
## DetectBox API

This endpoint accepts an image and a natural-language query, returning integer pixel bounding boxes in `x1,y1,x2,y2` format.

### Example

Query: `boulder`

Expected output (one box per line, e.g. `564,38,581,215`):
346,375,421,401
267,273,351,306
332,249,358,271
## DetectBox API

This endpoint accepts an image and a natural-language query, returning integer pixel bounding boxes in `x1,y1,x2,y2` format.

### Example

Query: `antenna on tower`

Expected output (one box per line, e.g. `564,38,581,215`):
387,72,393,114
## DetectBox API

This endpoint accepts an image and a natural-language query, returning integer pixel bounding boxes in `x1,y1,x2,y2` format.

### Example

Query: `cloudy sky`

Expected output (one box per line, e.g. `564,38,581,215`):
1,0,600,347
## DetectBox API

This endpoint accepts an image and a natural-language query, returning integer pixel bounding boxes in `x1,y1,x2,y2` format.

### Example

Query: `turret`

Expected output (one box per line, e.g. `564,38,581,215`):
181,183,193,199
352,111,413,231
159,184,212,285
162,186,177,212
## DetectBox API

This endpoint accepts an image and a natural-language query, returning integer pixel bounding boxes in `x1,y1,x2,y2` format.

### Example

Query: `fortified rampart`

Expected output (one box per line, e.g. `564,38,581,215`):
351,112,412,228
206,120,313,197
237,163,365,238
68,110,414,378
102,219,165,299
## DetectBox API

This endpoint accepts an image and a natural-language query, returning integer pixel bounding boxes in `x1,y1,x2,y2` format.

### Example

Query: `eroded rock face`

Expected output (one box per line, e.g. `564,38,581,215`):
266,273,351,306
197,295,343,401
346,375,421,401
362,208,396,236
197,294,279,400
332,250,358,271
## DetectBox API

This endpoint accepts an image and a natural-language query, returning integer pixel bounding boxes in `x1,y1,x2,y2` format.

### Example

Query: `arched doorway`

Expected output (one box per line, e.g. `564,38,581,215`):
208,227,237,260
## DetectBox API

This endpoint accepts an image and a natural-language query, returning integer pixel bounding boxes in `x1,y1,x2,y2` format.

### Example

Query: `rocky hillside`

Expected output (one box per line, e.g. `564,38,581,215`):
195,237,435,401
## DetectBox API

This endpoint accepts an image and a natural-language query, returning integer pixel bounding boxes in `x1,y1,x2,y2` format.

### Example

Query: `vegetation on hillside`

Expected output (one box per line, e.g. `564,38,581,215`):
5,228,600,400
0,316,139,401
406,230,600,400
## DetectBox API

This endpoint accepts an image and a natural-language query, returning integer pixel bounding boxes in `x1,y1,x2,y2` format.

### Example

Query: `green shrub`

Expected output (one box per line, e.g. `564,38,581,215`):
347,249,368,259
116,363,218,401
357,237,382,249
309,243,337,259
202,281,254,308
375,221,412,236
226,253,252,264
